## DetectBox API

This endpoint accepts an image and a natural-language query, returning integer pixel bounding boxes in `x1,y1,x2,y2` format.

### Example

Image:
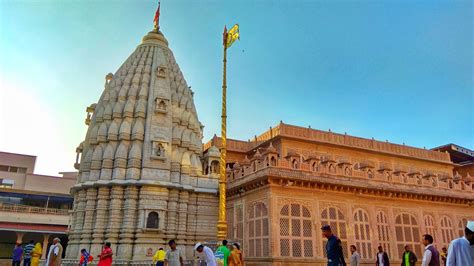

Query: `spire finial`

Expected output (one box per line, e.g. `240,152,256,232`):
153,1,161,31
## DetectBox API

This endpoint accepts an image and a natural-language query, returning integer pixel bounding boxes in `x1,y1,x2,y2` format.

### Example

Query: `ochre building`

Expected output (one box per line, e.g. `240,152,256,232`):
203,123,474,265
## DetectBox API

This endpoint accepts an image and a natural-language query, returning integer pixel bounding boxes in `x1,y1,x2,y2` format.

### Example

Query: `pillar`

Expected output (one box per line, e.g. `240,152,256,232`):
41,234,50,259
186,193,198,245
105,186,124,256
15,232,24,244
177,190,189,242
91,187,110,256
165,189,179,240
80,187,97,252
117,186,139,261
66,189,86,258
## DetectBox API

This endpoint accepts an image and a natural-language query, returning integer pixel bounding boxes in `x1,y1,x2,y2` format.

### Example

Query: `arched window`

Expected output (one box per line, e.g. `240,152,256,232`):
440,216,455,248
279,204,313,257
146,211,159,229
321,207,348,258
424,215,436,237
270,156,277,166
376,211,391,255
248,202,269,257
292,159,299,169
210,160,219,174
395,213,421,258
458,218,468,237
354,209,372,259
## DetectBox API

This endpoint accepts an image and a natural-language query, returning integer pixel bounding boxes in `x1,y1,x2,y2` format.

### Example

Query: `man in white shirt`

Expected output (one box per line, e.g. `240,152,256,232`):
422,234,440,266
45,238,63,266
194,242,216,266
349,245,360,266
446,220,474,266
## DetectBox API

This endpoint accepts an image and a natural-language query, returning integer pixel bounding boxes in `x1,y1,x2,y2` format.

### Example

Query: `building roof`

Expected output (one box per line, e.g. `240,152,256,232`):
431,144,474,164
204,122,452,164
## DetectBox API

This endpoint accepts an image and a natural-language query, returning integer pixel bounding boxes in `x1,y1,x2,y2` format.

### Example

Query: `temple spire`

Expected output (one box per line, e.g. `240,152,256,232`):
153,1,161,31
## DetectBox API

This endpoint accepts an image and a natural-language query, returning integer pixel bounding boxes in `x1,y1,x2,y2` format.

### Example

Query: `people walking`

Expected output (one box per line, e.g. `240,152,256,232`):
401,245,417,266
79,249,93,266
440,247,447,266
165,240,183,266
446,220,474,266
30,243,42,266
12,242,23,266
422,234,440,266
46,237,63,266
23,240,35,266
97,242,113,266
216,240,230,266
152,247,166,266
376,246,390,266
228,243,243,266
321,225,346,266
349,245,360,266
194,242,217,266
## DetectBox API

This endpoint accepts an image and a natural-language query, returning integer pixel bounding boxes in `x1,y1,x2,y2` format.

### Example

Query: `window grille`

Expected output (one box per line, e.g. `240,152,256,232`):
395,213,421,258
279,204,313,257
353,209,372,258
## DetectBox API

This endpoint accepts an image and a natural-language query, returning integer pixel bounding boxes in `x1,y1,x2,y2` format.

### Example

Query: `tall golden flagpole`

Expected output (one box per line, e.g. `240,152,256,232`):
217,26,228,240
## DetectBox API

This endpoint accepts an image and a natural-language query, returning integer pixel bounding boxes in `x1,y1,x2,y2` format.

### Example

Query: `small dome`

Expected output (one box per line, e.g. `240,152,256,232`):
207,145,220,158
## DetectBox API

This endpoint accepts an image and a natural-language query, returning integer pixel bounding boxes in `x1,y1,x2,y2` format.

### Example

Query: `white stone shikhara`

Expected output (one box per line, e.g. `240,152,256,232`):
66,30,219,263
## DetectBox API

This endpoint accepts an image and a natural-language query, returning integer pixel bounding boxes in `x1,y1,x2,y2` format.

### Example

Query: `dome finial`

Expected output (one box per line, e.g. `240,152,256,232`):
153,1,161,32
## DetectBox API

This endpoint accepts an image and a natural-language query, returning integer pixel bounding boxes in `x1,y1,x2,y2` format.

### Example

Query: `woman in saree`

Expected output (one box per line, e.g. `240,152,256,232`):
31,243,42,266
228,243,243,266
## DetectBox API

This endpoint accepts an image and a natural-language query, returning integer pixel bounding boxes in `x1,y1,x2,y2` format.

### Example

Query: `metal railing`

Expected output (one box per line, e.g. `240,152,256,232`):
0,201,70,215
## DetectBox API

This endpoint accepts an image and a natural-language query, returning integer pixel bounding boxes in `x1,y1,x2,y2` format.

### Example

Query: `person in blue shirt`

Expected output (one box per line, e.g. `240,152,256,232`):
322,225,346,266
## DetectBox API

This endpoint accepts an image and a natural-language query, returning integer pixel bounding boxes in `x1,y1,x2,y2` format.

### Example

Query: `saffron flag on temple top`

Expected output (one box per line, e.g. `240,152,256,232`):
225,24,240,48
154,2,160,30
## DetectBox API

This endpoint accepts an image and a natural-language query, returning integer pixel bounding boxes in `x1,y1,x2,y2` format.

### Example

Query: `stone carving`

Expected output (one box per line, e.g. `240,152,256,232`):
154,97,169,114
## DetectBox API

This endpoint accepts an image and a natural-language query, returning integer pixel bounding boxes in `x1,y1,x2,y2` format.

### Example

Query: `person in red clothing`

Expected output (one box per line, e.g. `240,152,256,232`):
79,249,93,266
97,242,113,266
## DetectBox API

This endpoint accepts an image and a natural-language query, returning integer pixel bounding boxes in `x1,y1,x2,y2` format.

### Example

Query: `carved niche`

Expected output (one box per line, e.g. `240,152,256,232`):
151,140,168,161
154,97,169,114
156,65,167,79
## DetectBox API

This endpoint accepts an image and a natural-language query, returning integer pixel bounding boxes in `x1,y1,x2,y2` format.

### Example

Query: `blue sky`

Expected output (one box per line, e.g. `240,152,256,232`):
0,0,472,175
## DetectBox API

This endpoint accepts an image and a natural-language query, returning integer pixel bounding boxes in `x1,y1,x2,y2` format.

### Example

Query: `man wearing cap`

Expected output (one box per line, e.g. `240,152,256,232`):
45,237,63,266
446,220,474,266
194,242,217,266
321,225,346,266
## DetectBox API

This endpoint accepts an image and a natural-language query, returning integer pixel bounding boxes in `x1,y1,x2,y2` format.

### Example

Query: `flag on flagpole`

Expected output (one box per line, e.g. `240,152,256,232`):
154,2,161,30
225,24,240,48
223,26,227,47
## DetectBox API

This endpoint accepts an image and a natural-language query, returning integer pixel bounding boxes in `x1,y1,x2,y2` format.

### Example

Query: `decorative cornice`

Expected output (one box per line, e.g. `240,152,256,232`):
227,167,474,205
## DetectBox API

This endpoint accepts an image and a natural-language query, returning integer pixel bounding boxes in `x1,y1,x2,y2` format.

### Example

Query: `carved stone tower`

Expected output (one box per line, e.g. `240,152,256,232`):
66,29,218,263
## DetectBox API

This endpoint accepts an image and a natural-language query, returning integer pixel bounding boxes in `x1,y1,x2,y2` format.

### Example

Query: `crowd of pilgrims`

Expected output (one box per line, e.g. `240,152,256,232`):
322,221,474,266
10,221,473,266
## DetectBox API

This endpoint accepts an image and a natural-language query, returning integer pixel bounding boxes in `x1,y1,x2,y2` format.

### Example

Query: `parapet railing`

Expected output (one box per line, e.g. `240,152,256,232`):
227,158,474,193
0,201,70,215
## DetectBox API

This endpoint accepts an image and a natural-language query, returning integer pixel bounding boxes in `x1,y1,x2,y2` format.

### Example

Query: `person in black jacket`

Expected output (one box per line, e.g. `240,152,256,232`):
401,245,417,266
376,246,390,266
322,225,346,266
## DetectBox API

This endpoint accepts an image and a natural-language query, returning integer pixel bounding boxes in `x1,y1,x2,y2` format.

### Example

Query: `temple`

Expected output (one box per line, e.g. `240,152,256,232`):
203,122,474,265
65,29,219,264
65,16,474,266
